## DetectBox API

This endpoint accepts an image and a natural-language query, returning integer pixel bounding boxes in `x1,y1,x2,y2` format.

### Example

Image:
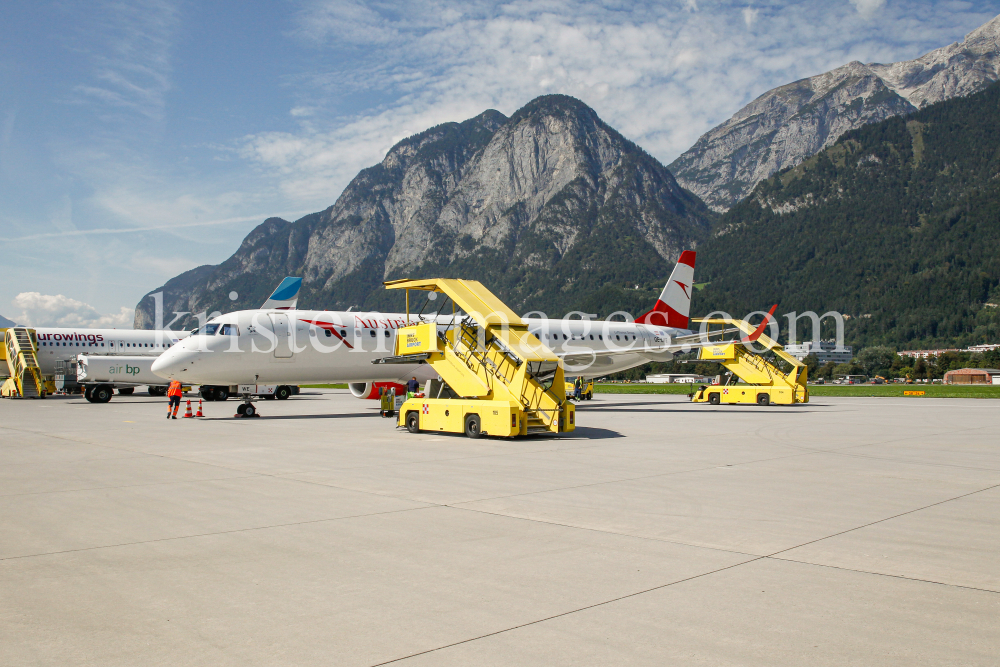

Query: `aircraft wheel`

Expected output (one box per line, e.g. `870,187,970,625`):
244,404,257,417
708,393,721,406
236,403,247,416
757,393,770,406
406,411,420,434
92,385,113,403
464,414,482,439
275,385,291,400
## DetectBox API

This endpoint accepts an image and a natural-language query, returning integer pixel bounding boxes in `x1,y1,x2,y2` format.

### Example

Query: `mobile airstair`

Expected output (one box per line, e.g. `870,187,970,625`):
375,278,574,438
2,327,46,398
690,317,808,406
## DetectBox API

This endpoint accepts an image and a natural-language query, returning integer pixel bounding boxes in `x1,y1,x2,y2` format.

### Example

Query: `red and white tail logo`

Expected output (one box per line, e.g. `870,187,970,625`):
634,250,696,329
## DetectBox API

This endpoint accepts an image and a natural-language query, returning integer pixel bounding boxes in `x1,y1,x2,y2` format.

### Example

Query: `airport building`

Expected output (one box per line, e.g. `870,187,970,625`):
645,373,712,384
943,368,1000,385
783,341,853,365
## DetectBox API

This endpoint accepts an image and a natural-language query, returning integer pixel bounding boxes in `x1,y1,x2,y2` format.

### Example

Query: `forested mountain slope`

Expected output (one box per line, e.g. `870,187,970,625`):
694,81,1000,349
670,14,1000,211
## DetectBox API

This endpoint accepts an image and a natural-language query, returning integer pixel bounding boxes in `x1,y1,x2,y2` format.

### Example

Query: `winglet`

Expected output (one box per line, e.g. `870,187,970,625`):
260,277,303,310
743,304,777,343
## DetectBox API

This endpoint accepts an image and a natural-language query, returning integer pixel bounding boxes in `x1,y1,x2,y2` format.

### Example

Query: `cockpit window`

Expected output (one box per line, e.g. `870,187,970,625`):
194,324,221,336
220,324,238,335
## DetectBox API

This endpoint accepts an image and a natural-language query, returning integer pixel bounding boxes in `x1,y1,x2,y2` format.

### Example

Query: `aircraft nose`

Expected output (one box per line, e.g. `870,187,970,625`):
151,346,188,379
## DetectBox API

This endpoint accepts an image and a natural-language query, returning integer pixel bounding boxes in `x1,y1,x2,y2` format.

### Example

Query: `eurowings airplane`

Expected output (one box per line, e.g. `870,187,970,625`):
151,253,708,399
22,277,303,378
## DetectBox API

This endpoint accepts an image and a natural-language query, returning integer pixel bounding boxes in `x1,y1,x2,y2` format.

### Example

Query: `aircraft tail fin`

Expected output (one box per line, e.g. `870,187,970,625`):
260,277,302,310
634,251,696,328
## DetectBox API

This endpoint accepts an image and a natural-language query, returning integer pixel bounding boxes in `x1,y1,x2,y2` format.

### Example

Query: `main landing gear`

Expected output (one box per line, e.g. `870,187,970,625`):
234,394,259,418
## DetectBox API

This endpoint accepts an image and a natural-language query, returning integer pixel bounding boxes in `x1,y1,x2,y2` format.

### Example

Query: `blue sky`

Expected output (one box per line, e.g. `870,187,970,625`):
2,0,998,326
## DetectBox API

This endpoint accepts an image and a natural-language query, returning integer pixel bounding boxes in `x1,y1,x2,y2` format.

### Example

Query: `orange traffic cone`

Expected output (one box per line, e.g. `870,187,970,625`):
195,400,204,417
183,400,193,418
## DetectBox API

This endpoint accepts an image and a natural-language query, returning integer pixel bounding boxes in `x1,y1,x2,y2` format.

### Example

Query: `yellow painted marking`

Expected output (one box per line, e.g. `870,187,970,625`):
903,391,925,396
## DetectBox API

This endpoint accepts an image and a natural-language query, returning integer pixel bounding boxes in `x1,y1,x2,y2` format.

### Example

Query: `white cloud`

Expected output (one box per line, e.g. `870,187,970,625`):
850,0,887,19
68,0,180,121
13,293,134,329
232,0,996,204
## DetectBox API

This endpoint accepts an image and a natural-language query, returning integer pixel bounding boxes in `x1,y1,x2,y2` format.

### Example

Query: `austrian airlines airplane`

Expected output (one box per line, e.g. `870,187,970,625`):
151,253,704,399
25,277,303,377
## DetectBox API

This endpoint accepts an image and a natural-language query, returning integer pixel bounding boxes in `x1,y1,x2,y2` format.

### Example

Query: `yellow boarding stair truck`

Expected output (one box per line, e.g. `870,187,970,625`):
374,278,575,438
2,327,46,399
690,315,808,406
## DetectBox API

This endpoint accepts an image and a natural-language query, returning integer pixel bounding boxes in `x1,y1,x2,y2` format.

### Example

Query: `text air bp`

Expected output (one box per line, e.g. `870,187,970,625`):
110,364,141,376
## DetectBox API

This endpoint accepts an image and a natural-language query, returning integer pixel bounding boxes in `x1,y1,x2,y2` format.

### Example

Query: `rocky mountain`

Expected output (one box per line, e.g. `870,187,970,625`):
136,95,713,328
0,313,16,328
694,80,1000,349
670,14,1000,211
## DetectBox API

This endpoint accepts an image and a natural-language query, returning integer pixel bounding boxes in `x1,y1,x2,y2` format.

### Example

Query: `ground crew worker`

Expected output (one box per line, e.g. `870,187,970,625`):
406,376,420,398
574,376,582,400
166,379,183,419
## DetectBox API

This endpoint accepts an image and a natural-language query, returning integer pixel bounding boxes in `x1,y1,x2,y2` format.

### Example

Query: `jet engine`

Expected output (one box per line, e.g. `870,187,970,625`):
349,381,408,400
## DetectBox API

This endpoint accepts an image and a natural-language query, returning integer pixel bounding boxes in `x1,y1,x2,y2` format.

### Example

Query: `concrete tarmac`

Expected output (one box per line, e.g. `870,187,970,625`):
1,390,997,665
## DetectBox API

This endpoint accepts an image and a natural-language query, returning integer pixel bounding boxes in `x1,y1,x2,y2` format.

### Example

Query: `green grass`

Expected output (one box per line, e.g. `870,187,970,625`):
299,383,349,389
593,383,697,395
807,384,1000,398
593,383,1000,399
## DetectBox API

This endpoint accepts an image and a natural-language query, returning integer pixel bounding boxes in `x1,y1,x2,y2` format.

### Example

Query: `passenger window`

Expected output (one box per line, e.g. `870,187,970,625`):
324,329,332,337
370,330,376,338
340,330,346,337
615,335,620,341
385,330,390,337
589,335,594,340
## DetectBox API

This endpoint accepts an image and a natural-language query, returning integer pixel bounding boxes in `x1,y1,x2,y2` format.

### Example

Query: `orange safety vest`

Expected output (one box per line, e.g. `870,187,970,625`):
167,380,183,397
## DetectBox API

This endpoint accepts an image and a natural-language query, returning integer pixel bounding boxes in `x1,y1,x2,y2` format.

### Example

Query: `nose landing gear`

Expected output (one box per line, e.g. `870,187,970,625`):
235,394,259,418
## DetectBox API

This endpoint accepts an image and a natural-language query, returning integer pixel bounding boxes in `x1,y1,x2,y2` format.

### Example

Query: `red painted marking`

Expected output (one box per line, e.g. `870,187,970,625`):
299,319,354,349
635,301,688,328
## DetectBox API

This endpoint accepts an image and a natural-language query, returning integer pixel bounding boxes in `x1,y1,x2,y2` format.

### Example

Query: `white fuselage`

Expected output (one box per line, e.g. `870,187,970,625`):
31,328,188,376
151,309,694,385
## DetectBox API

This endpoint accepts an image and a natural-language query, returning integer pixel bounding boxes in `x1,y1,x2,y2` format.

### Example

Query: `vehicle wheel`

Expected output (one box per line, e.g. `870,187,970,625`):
214,387,229,401
465,414,482,439
406,411,420,434
708,393,721,406
118,387,134,396
200,387,215,401
757,393,770,406
275,385,291,400
93,385,113,403
263,394,276,400
84,386,94,402
244,404,256,417
236,403,247,416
